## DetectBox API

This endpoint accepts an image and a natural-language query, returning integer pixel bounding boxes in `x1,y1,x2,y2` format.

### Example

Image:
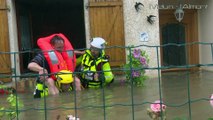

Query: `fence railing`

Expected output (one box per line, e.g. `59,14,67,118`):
0,42,213,120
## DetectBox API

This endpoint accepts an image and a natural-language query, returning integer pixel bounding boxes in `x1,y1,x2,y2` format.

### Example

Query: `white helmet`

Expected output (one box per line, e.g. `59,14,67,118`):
90,37,106,49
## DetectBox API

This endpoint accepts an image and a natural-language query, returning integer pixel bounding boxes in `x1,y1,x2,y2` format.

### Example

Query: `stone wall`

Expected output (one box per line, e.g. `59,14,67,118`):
123,0,160,77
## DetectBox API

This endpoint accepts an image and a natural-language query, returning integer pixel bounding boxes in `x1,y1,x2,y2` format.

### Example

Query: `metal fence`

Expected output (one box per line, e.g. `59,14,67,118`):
1,42,213,120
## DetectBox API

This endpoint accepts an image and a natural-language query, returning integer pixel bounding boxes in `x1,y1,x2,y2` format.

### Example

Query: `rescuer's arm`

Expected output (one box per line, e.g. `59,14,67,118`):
28,62,48,81
74,50,85,55
102,62,114,84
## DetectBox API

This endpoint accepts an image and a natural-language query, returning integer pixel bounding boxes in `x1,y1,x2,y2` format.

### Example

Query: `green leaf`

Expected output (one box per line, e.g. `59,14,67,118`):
0,107,5,117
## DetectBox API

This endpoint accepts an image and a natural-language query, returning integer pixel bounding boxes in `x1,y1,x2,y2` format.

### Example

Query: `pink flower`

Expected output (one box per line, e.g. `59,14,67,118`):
131,70,141,78
210,94,213,107
133,49,141,58
150,100,166,113
139,56,147,65
67,115,80,120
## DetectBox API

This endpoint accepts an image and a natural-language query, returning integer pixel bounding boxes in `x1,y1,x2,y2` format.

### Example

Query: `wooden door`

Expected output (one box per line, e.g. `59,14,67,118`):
88,0,125,67
159,10,199,72
0,0,12,82
162,23,186,66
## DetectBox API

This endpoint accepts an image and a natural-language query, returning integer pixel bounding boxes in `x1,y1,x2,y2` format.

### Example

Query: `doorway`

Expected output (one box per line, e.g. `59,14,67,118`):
159,10,199,72
15,0,86,73
162,23,186,66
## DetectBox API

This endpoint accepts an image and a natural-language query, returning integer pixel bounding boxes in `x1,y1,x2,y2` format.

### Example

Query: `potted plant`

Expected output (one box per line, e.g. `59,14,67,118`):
147,100,166,120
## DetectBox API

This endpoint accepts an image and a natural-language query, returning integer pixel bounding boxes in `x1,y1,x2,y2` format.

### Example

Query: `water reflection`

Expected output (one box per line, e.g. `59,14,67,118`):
1,70,213,120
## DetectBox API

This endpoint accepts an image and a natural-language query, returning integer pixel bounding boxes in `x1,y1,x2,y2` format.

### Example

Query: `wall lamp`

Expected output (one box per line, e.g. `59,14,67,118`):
147,15,156,24
174,7,184,22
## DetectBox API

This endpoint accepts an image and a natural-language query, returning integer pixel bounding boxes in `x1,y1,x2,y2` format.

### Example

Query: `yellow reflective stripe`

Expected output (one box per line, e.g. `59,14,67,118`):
89,82,100,85
90,66,96,71
88,85,100,88
82,51,91,66
36,83,49,97
88,84,101,88
88,81,101,88
88,61,93,66
37,83,43,90
40,88,48,97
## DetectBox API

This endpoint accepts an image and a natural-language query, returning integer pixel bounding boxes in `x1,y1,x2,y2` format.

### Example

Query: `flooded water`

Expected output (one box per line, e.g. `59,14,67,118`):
1,70,213,120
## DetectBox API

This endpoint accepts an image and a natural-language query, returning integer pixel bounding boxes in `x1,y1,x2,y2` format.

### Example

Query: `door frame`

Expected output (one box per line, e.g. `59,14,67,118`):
15,0,86,73
159,9,199,72
0,0,12,82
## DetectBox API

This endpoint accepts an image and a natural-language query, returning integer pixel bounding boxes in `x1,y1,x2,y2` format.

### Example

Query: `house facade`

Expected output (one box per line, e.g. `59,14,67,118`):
0,0,212,82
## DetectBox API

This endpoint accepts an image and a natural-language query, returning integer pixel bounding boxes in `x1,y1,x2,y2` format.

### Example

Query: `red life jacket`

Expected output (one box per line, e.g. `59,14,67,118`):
37,33,76,79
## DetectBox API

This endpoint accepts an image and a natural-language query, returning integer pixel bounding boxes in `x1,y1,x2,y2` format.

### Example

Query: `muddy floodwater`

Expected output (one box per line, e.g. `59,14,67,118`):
1,70,213,120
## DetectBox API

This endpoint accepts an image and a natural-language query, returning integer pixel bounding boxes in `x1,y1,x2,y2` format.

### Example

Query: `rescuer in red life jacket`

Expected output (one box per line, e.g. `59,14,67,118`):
28,33,84,97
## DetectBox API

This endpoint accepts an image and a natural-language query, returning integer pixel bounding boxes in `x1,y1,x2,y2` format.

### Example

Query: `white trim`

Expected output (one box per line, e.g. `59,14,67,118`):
84,0,91,49
6,0,20,81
